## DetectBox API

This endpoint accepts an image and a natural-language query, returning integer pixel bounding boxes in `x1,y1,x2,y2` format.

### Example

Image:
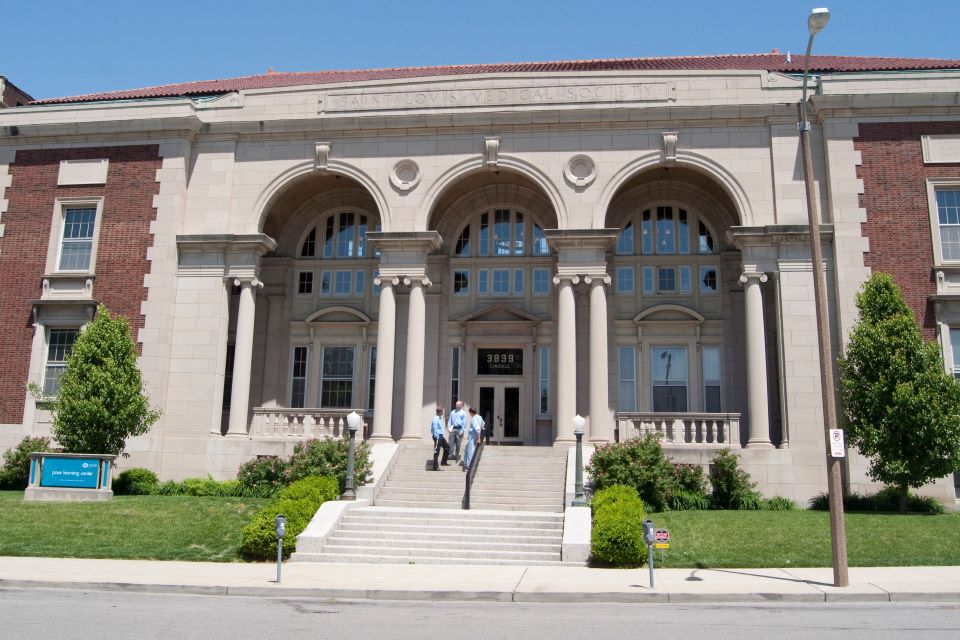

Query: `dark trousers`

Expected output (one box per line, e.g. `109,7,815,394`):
432,435,450,470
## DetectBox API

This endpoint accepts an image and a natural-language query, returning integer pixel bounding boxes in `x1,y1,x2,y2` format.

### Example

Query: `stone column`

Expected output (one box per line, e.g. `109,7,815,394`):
370,277,397,441
588,276,611,442
740,272,773,448
402,276,430,440
227,277,261,437
554,275,578,443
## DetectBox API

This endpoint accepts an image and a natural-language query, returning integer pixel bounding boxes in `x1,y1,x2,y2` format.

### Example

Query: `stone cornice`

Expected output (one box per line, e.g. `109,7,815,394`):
176,233,278,255
544,229,618,252
726,225,834,250
367,231,442,254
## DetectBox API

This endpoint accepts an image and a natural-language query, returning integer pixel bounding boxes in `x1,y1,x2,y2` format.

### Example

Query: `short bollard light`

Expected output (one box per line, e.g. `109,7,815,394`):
642,518,656,589
342,411,361,501
275,513,286,584
572,414,587,507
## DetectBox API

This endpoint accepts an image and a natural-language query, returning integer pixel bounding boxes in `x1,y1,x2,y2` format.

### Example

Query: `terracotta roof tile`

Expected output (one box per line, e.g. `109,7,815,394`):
32,54,960,105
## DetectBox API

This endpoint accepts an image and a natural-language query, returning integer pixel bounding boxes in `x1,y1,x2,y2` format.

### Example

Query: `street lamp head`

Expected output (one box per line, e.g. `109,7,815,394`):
808,7,830,35
572,414,586,435
346,410,361,433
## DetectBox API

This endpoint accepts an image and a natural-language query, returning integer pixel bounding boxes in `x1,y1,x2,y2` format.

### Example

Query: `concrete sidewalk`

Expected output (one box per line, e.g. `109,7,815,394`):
2,557,960,603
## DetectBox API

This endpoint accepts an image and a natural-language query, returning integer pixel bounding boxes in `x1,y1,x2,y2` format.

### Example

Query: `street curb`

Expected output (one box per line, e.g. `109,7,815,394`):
3,578,959,604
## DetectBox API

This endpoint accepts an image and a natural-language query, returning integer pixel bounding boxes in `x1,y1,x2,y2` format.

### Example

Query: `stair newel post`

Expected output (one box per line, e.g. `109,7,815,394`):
572,415,587,507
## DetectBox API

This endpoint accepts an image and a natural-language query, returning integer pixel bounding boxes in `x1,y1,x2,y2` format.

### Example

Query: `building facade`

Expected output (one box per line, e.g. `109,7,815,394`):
1,54,959,504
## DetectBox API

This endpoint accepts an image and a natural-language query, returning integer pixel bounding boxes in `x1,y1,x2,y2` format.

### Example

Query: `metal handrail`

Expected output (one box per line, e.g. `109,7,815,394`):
462,428,486,510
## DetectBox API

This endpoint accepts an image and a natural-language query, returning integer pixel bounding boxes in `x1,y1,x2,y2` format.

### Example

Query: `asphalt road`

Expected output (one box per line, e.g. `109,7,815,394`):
1,588,959,639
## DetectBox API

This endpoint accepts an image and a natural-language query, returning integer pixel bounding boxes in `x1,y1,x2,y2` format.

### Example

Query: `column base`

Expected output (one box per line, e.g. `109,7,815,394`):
224,431,249,438
554,436,576,445
399,434,424,441
366,434,396,443
746,439,775,449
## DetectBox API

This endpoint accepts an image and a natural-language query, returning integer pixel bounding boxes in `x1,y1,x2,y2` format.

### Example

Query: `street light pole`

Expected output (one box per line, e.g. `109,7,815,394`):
342,411,361,501
798,6,848,588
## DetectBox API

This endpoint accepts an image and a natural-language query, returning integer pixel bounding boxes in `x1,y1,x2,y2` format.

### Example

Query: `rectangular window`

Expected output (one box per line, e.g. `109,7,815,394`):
291,346,309,408
494,209,511,256
454,270,470,295
700,266,718,293
514,212,525,256
641,210,653,254
297,271,313,295
938,189,960,261
451,346,461,409
323,217,335,258
355,270,365,296
321,346,354,408
44,329,78,396
679,266,691,294
678,209,690,254
368,346,377,410
479,212,490,256
533,268,550,295
493,269,510,294
651,346,688,412
222,343,235,411
320,271,331,296
658,267,676,292
951,329,960,378
617,266,634,293
703,345,722,412
334,270,351,296
514,269,524,295
337,212,355,257
643,266,655,294
538,346,550,415
616,223,634,255
478,269,489,295
533,225,549,255
618,346,637,412
656,206,675,254
59,207,96,271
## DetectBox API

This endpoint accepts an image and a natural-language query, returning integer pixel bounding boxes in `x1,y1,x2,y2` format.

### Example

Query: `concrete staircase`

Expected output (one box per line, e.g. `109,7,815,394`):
294,444,573,565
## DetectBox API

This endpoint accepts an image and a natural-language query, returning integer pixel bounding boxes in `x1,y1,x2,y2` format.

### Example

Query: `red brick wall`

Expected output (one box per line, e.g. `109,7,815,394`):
855,122,960,341
0,146,161,423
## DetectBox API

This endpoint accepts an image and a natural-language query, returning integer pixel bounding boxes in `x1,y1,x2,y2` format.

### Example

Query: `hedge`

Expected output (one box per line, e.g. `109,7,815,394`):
240,475,339,560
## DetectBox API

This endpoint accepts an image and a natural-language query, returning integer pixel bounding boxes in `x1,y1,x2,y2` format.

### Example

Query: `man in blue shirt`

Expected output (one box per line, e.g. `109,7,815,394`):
461,406,484,470
431,406,450,471
447,400,467,460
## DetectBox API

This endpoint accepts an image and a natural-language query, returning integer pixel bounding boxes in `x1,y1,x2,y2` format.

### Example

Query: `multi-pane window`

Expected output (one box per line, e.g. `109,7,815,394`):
538,346,550,415
297,271,313,295
290,347,309,408
616,267,634,293
320,346,354,408
368,347,377,410
450,347,461,409
618,347,637,412
533,268,550,295
454,209,550,257
334,270,352,296
59,208,96,271
651,347,688,412
300,213,377,259
493,269,510,294
44,329,77,395
454,270,470,295
700,266,718,293
937,190,960,261
617,206,717,256
702,346,722,412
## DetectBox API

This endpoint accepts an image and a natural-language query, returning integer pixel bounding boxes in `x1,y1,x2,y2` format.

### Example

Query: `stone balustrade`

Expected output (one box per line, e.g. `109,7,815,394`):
615,412,741,447
251,408,368,439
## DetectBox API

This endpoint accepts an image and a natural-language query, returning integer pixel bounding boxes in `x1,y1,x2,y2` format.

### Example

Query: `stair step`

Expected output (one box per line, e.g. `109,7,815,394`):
316,544,560,561
327,537,561,553
293,552,568,566
336,526,560,539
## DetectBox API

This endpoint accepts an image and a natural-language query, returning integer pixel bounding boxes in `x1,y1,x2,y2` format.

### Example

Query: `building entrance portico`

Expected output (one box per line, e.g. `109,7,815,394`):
476,382,523,444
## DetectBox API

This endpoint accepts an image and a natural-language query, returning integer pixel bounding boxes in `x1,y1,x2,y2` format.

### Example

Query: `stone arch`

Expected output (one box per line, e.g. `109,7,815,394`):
276,188,381,257
419,154,567,232
596,150,753,229
255,160,391,235
634,304,706,324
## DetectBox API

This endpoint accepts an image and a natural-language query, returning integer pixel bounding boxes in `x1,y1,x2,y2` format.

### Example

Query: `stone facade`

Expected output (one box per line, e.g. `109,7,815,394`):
1,56,959,505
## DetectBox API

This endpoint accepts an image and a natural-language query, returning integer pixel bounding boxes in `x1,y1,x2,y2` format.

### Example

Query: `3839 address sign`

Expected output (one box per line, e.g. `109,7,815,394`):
476,348,523,376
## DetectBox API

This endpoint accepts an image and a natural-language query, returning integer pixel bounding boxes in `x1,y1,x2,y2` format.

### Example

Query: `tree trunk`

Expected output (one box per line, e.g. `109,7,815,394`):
899,484,908,513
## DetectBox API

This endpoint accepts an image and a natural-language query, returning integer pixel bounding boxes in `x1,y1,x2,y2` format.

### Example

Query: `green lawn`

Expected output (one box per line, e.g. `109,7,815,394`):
0,491,268,562
648,510,960,568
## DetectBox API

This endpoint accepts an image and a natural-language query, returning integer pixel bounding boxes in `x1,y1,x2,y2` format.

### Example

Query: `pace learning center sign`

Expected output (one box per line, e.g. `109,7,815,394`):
40,457,100,488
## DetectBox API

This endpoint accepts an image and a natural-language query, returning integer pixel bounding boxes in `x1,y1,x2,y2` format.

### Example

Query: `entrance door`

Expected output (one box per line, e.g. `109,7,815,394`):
476,383,523,444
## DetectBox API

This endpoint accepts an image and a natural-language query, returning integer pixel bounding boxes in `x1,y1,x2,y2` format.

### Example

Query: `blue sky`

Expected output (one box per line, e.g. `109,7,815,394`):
6,0,959,100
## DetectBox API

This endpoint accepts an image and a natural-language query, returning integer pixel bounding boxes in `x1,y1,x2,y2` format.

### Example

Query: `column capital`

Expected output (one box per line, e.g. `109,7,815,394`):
226,276,264,288
739,272,769,285
552,274,580,286
402,275,432,288
584,274,612,286
373,275,400,287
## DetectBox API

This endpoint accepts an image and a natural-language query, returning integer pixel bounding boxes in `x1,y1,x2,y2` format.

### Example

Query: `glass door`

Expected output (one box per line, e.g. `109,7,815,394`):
475,383,523,443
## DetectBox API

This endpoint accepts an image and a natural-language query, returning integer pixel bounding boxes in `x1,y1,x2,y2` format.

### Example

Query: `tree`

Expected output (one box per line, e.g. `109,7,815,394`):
51,305,160,457
838,273,960,511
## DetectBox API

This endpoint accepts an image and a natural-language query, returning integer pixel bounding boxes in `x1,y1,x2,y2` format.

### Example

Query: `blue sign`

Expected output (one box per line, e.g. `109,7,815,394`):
40,457,100,489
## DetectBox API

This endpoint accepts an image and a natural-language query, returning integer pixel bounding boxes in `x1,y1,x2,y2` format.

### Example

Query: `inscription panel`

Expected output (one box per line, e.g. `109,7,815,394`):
922,135,960,164
324,83,674,113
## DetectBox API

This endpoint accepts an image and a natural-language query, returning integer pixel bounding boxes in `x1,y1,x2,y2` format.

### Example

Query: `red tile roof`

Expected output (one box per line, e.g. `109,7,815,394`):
32,54,960,105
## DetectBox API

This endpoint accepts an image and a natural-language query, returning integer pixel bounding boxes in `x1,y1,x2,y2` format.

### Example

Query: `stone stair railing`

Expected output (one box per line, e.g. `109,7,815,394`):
615,412,741,447
251,407,368,439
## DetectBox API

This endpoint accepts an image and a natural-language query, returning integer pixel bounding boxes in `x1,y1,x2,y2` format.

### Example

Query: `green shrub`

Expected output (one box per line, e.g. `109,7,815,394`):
809,488,945,514
0,436,51,490
590,484,647,567
236,456,289,497
286,437,371,493
587,435,677,512
112,468,159,495
709,449,763,510
154,480,184,495
670,490,712,511
240,475,339,560
591,485,644,515
669,464,710,510
764,496,796,511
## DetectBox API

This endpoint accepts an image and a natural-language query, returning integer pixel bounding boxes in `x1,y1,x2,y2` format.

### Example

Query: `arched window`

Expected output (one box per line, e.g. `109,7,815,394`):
454,209,550,258
615,206,715,256
300,212,379,259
